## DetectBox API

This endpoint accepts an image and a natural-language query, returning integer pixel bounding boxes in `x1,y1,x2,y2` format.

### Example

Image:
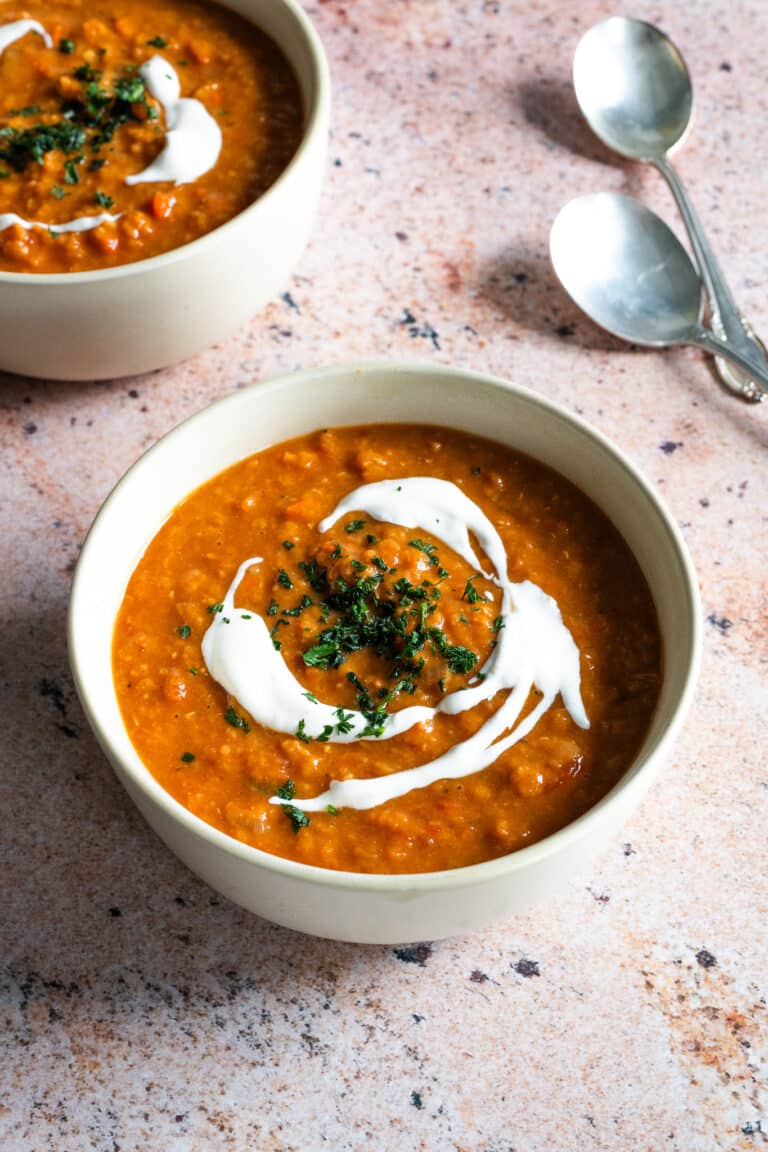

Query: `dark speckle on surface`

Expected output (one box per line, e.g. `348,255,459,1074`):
410,1091,423,1110
393,943,433,967
660,441,683,454
23,421,37,435
128,389,139,399
555,323,575,337
398,307,441,350
720,61,732,70
469,969,489,984
513,958,540,979
281,291,300,313
695,949,717,969
707,614,733,635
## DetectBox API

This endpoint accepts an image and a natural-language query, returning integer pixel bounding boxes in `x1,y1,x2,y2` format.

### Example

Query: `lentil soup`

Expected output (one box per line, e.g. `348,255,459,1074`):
113,425,662,875
0,0,302,272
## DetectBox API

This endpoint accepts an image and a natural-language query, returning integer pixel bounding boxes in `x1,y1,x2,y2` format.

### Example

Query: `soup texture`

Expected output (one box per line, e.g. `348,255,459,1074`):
0,0,302,272
113,425,662,874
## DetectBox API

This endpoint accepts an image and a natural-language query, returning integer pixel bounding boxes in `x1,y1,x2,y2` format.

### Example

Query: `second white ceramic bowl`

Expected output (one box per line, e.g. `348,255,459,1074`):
0,0,330,381
68,363,701,942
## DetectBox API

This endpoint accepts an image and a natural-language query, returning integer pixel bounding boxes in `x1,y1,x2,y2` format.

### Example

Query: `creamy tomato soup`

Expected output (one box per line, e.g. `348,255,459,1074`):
0,1,302,272
113,425,662,874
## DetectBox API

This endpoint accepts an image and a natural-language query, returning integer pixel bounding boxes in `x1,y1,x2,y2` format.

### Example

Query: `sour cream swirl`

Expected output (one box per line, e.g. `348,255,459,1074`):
202,477,589,813
0,26,221,235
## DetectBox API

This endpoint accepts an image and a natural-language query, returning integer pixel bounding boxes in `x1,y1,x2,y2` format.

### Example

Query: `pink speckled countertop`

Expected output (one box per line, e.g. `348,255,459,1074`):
2,2,767,1149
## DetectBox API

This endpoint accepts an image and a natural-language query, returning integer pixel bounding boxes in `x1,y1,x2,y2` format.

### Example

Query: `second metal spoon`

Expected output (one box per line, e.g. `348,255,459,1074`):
573,16,766,403
550,193,768,397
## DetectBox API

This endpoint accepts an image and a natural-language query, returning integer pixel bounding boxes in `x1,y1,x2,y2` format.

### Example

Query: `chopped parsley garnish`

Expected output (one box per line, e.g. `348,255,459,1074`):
462,576,480,604
329,544,342,560
292,551,481,733
428,629,478,674
344,519,366,534
276,780,310,833
350,559,366,572
492,615,505,633
94,190,114,209
282,594,313,617
282,540,295,550
267,599,280,617
89,157,106,171
113,74,146,104
147,35,168,47
180,752,195,763
189,667,199,676
50,184,66,199
208,602,223,614
276,779,295,801
0,120,85,173
366,534,377,545
176,624,191,638
276,568,293,589
284,806,310,833
334,707,354,734
64,158,80,184
326,804,339,815
223,705,250,733
409,539,440,567
302,691,318,704
299,557,329,592
270,619,288,650
295,719,310,743
470,466,481,475
59,38,75,54
8,104,42,117
303,641,341,668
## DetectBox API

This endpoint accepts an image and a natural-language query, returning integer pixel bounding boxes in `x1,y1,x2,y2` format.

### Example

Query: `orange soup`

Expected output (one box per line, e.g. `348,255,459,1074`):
0,0,302,272
113,425,662,874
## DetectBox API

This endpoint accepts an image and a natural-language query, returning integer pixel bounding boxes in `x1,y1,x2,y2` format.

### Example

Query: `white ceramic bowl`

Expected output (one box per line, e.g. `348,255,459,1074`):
68,362,701,943
0,0,330,382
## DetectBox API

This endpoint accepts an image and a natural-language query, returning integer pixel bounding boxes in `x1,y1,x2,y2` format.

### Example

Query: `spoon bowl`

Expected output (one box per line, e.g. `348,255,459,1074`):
550,193,768,397
550,193,702,346
574,17,692,161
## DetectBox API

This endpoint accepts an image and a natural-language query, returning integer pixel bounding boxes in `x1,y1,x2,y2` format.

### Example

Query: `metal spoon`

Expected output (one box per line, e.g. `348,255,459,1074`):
573,16,766,403
549,193,768,397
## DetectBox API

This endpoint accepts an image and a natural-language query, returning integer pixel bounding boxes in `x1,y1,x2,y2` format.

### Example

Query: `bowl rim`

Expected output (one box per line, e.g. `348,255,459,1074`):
0,0,330,287
68,360,702,893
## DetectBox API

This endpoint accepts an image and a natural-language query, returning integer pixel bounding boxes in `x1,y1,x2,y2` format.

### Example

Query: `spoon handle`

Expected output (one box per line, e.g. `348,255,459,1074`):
655,157,767,396
689,326,768,398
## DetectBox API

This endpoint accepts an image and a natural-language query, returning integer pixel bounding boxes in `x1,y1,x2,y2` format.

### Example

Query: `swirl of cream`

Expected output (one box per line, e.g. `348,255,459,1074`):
202,477,588,813
125,56,222,186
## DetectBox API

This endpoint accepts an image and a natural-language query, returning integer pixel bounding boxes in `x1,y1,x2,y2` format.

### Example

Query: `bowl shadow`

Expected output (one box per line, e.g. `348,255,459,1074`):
516,78,621,167
478,252,638,354
1,594,392,1027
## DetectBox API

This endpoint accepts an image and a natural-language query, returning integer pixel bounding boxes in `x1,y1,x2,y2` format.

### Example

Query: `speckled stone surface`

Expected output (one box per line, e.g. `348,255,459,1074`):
2,2,767,1149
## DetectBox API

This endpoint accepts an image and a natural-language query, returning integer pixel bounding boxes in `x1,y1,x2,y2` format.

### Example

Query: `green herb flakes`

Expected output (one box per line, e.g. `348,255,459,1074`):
223,705,250,733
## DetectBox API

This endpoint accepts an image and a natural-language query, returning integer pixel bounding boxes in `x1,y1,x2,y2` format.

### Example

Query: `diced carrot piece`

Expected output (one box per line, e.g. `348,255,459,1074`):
150,192,176,220
187,38,212,64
